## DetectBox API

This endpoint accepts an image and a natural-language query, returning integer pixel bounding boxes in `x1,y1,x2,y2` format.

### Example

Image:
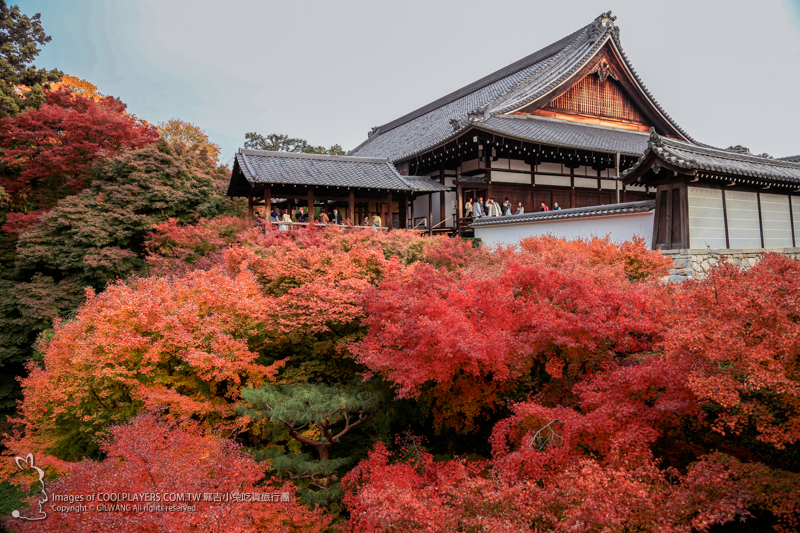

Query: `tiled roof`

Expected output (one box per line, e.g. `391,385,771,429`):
471,200,655,226
401,175,450,192
349,12,692,162
477,115,649,156
235,149,448,192
622,133,800,184
779,155,800,163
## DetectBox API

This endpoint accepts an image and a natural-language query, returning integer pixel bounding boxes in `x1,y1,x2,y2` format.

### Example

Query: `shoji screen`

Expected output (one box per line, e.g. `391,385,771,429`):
759,193,793,248
725,191,761,248
687,187,726,249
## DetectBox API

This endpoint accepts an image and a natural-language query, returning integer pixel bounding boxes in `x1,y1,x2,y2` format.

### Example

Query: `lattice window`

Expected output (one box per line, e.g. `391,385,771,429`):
544,75,645,123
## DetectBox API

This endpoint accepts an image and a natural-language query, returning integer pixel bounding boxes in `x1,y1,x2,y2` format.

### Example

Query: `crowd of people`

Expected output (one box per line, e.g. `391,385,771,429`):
464,197,562,218
254,207,384,232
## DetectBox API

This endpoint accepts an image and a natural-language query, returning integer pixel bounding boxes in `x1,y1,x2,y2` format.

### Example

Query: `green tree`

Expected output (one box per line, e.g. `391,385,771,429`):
239,383,380,505
0,0,62,117
244,132,345,155
727,145,750,154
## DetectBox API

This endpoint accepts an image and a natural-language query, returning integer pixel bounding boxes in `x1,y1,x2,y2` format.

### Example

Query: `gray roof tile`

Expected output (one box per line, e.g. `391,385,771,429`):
623,134,800,184
349,12,692,163
471,200,655,226
477,115,649,156
235,149,448,192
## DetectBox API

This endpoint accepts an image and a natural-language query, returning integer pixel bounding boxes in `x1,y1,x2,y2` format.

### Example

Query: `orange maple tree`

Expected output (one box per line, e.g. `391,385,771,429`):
13,266,285,461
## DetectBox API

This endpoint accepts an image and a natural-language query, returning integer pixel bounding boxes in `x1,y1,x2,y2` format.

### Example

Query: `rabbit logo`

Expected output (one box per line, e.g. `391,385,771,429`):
11,454,48,521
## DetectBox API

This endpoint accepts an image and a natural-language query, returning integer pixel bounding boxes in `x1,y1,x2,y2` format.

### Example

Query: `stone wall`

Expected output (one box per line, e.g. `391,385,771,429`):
661,248,800,283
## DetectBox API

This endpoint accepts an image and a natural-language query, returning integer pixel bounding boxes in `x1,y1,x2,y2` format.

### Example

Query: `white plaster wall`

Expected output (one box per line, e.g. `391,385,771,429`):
473,211,655,248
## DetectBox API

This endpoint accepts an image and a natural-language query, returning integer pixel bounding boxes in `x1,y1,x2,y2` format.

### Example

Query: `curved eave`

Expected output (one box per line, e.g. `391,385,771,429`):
226,159,255,197
605,38,693,143
621,149,696,185
472,122,644,158
395,121,646,170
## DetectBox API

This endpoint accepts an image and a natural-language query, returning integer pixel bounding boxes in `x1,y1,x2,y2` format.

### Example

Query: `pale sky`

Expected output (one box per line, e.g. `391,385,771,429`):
16,0,800,164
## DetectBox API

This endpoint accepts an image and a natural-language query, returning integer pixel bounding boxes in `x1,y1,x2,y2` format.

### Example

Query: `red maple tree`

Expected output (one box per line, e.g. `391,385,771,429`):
7,413,330,533
0,88,157,232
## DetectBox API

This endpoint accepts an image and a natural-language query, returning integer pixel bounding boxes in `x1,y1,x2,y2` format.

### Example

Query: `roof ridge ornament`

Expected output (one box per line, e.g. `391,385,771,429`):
590,11,617,41
466,104,489,124
648,127,663,146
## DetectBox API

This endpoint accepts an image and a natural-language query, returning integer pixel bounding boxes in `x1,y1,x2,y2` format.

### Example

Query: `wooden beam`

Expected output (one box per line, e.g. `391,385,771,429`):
308,186,314,223
349,189,355,225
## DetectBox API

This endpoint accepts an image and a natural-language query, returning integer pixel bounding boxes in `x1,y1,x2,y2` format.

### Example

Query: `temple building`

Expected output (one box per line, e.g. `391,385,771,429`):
228,11,800,251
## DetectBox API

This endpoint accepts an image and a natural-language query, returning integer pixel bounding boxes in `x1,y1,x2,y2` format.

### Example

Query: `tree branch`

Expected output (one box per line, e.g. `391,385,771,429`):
332,411,368,442
282,420,322,447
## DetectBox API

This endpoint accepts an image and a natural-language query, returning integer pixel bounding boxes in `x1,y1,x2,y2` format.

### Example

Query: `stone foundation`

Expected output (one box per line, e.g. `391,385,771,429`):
661,248,800,283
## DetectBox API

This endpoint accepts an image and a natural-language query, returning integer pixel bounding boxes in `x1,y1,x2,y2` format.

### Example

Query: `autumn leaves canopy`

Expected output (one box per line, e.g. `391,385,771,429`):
4,221,799,531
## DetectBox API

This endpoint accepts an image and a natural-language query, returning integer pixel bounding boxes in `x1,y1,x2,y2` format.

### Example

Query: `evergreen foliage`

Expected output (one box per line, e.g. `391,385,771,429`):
240,383,380,506
0,0,62,118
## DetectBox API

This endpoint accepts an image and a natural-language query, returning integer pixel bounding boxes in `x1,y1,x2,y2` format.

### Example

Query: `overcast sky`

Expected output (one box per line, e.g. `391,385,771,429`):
15,0,800,164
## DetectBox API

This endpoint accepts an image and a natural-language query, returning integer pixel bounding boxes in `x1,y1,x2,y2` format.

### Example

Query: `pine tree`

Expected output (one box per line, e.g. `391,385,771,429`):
239,383,379,505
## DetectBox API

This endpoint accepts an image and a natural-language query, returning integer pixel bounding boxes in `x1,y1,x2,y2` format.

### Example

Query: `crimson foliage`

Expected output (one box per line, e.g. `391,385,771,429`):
0,89,157,233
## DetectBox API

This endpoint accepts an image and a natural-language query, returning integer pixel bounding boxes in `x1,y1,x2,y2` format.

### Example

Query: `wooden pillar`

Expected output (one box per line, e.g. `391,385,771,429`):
349,190,355,225
486,155,493,201
263,186,271,217
439,167,446,228
428,193,433,236
410,195,415,228
307,186,314,223
456,182,463,229
400,193,408,229
570,168,575,209
386,191,393,229
287,198,293,219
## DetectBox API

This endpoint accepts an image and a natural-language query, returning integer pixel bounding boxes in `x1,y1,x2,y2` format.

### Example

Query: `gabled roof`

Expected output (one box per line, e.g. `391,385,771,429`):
471,200,655,227
231,149,448,192
622,132,800,185
349,12,692,163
